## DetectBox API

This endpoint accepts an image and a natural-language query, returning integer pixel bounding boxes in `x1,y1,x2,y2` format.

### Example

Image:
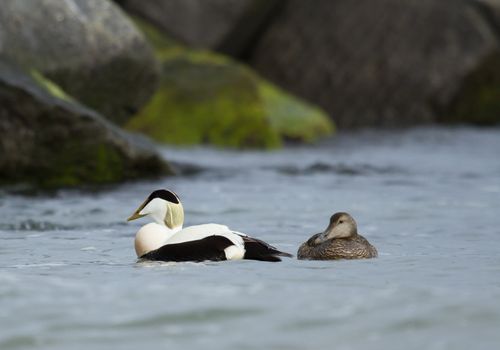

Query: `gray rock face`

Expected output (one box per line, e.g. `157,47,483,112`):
476,0,500,24
0,61,171,189
119,0,282,56
121,0,251,48
250,0,500,128
0,0,159,125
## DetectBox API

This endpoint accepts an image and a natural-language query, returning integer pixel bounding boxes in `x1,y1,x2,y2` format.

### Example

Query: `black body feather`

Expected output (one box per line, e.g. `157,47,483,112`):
242,236,293,262
140,236,233,262
139,234,292,263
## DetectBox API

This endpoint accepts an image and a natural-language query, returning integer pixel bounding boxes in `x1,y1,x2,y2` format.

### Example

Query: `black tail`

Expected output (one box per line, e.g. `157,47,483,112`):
242,236,293,262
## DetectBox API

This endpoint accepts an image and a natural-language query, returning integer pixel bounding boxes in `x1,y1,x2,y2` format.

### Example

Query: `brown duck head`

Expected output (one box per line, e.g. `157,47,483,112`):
312,212,358,245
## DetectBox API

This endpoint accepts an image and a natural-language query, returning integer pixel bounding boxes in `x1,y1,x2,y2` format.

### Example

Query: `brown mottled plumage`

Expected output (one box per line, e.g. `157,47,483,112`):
297,212,377,260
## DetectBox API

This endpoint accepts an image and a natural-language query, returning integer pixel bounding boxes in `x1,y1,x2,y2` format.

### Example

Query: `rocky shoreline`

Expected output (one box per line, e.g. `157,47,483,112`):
0,60,171,188
1,0,498,188
122,0,500,128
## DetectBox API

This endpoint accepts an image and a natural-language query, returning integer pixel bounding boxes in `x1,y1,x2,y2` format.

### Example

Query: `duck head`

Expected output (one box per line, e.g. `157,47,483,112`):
127,189,184,230
313,212,357,244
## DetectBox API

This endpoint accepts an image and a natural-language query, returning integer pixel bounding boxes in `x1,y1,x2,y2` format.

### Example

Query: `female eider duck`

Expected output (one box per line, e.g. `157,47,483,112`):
297,212,377,260
127,189,292,262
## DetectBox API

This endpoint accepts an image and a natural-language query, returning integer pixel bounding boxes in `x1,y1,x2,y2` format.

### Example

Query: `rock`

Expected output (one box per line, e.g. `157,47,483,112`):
118,0,283,56
0,61,171,189
250,0,500,127
120,0,250,48
445,0,500,124
475,0,500,24
0,0,159,125
125,19,333,148
260,81,334,144
444,51,500,124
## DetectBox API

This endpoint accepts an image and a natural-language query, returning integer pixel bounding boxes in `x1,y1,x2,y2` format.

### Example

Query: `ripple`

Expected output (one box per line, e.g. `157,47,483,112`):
119,308,264,328
48,307,265,333
0,220,74,232
267,162,406,176
7,262,68,269
281,317,339,331
134,260,181,268
169,161,207,176
383,303,500,334
80,246,96,251
387,316,434,331
0,335,41,349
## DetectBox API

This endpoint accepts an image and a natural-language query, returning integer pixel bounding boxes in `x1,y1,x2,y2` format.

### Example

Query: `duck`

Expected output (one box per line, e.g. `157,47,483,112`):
297,212,377,260
127,189,292,262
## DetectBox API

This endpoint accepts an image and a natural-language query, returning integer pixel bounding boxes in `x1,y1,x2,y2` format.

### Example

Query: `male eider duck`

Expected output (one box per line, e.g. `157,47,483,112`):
127,189,292,262
297,212,377,260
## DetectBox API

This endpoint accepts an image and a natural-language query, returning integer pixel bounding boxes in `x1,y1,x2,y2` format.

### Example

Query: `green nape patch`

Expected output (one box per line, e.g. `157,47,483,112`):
127,17,334,148
30,69,73,102
444,52,500,125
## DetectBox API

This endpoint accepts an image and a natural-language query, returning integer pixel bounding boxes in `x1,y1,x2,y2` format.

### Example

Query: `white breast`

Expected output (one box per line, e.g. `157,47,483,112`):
134,222,173,257
135,223,247,260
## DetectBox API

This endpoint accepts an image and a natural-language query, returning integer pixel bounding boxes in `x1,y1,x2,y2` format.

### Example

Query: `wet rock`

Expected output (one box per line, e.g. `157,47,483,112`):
0,61,171,189
444,0,500,124
444,52,500,124
0,0,159,125
120,0,250,48
250,0,500,127
476,0,500,24
119,0,282,55
126,19,333,148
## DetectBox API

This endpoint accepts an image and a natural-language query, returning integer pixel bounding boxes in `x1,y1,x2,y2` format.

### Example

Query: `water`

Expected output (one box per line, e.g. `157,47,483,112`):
1,127,499,350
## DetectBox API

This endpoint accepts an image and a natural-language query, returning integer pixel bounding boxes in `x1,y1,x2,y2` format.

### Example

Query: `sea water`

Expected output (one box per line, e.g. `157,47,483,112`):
1,127,499,350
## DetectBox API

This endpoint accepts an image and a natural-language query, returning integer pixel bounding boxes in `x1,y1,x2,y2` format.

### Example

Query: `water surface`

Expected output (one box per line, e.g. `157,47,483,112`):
1,127,499,350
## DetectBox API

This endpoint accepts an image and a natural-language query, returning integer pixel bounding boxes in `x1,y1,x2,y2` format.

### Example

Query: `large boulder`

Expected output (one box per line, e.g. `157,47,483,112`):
0,61,171,189
476,0,500,23
249,0,500,127
444,0,500,124
118,0,283,56
0,0,159,125
445,51,500,124
125,19,333,148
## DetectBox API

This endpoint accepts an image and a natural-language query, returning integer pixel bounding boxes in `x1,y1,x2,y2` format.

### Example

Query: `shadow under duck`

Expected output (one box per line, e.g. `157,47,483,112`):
297,212,377,260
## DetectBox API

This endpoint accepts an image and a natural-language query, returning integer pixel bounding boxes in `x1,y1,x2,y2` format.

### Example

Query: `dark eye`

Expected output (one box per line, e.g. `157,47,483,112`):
338,220,344,224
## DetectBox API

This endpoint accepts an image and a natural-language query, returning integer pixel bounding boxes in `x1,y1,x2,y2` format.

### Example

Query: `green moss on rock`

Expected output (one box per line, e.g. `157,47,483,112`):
127,19,334,148
40,142,126,188
30,69,74,102
127,51,280,148
0,60,170,189
259,81,334,142
444,52,500,124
